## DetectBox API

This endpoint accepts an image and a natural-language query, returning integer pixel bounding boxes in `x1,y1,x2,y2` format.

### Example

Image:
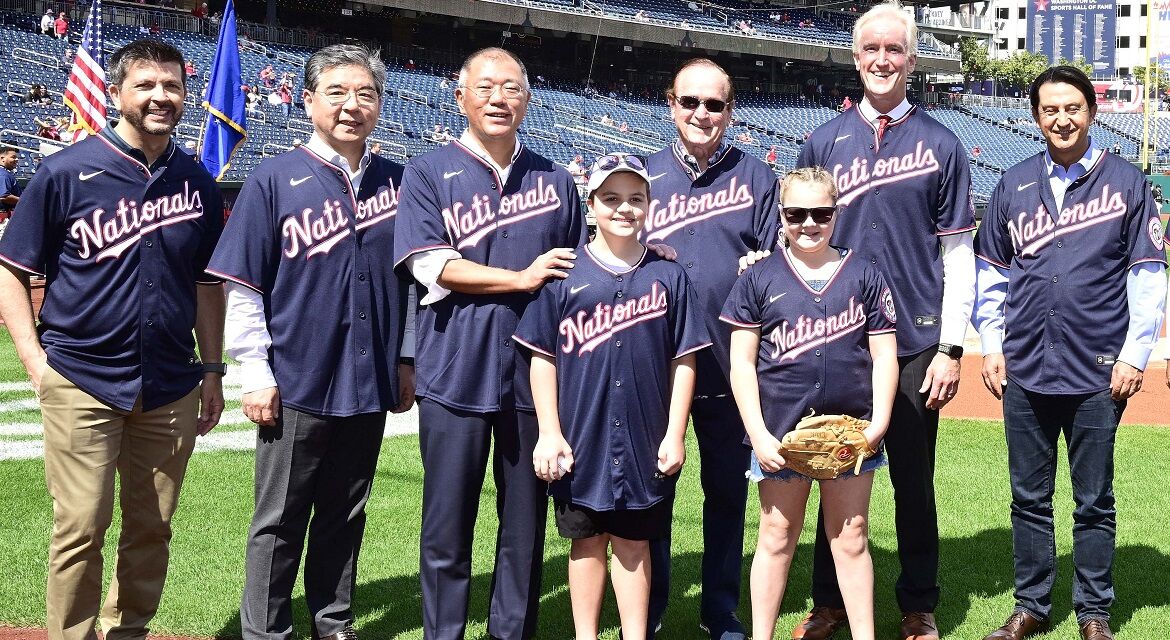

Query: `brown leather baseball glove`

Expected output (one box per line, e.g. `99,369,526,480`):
778,413,876,480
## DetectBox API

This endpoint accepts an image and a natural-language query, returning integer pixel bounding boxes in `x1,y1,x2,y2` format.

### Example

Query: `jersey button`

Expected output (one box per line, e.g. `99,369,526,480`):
615,340,622,347
145,240,153,248
614,419,622,427
1056,241,1064,248
490,183,497,190
1052,276,1058,283
616,276,623,282
1049,309,1055,316
616,291,624,298
815,349,821,356
871,258,877,264
359,312,367,320
686,261,694,268
814,382,821,389
146,320,153,326
688,228,695,235
360,348,367,355
358,274,366,281
502,230,509,238
814,297,821,303
613,458,620,465
871,222,878,229
146,280,153,287
341,186,348,194
615,380,622,387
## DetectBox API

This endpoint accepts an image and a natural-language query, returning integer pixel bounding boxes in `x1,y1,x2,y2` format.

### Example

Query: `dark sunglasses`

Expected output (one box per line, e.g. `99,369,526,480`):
781,206,836,224
594,153,646,172
673,95,729,113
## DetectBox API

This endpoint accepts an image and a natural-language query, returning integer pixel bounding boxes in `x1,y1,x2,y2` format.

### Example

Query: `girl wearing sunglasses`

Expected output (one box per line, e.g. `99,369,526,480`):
720,167,899,640
513,153,709,640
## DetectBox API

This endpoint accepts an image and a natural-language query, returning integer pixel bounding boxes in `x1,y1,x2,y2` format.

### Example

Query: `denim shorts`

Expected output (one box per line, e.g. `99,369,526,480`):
747,448,888,483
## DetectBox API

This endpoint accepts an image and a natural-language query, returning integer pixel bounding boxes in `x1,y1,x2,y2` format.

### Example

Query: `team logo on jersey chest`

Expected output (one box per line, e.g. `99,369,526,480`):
560,281,669,356
442,175,562,250
832,141,940,207
1008,184,1126,256
643,177,755,242
767,296,866,362
71,182,204,261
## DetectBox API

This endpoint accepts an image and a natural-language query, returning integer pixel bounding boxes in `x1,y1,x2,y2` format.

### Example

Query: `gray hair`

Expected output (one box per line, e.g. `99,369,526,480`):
304,43,387,95
852,1,918,57
457,47,529,89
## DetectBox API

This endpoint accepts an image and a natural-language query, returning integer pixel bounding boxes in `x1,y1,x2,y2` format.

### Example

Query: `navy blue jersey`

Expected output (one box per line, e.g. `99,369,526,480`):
642,145,779,398
720,249,895,440
0,165,21,212
797,106,975,357
974,151,1166,394
206,147,408,416
0,135,224,411
393,141,586,413
513,247,710,510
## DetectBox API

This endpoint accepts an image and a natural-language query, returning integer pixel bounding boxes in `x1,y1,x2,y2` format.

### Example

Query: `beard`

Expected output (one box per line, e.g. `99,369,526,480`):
120,104,183,137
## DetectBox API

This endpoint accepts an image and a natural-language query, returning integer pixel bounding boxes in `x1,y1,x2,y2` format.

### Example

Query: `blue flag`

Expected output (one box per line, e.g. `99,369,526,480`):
200,0,246,180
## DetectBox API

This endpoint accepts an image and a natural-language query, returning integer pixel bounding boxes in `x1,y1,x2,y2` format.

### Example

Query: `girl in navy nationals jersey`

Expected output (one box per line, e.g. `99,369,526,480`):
513,153,710,640
721,168,898,640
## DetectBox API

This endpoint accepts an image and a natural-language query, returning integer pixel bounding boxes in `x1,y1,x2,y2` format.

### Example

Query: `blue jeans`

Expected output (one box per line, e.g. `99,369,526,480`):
1002,380,1124,623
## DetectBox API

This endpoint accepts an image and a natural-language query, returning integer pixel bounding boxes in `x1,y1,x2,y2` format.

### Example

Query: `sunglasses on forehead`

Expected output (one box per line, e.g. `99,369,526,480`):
672,95,729,113
781,206,836,224
595,153,646,172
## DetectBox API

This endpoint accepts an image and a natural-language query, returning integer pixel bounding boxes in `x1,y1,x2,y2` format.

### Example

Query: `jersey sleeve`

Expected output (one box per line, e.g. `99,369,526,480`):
194,181,226,285
1124,175,1168,269
862,265,897,334
936,137,977,235
561,173,587,249
719,268,763,328
205,172,278,293
753,168,780,252
393,161,452,268
671,271,712,358
795,134,818,169
973,178,1015,269
0,168,61,276
512,280,561,357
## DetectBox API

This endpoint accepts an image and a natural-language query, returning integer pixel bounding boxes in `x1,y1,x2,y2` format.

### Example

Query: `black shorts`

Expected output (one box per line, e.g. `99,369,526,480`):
554,499,671,541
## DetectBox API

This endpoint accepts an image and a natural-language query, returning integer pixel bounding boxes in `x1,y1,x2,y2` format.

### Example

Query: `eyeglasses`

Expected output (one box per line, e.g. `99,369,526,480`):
781,206,836,224
672,95,729,113
460,82,527,99
315,88,381,106
594,153,646,172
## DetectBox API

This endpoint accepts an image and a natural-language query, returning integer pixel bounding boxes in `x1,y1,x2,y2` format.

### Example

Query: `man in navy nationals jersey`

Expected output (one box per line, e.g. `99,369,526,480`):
0,40,225,640
974,66,1166,640
642,57,778,640
206,45,411,640
392,48,586,640
791,5,976,639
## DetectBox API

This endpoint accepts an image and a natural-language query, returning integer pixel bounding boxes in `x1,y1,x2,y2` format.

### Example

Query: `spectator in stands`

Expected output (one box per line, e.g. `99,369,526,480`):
191,2,207,18
185,60,197,78
735,130,753,144
25,84,52,106
259,64,275,88
841,95,853,111
245,86,261,112
34,116,62,141
277,82,292,117
41,9,54,36
54,12,68,40
600,112,614,127
765,145,777,164
0,146,21,223
405,58,415,70
181,140,197,155
1112,143,1122,155
634,9,649,21
680,18,689,29
440,76,450,90
61,48,73,71
619,120,629,133
149,22,162,35
369,142,381,155
566,154,586,185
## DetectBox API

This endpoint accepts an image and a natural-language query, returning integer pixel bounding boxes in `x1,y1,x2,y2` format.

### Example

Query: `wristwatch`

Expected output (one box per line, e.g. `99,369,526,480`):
937,343,963,359
202,362,227,375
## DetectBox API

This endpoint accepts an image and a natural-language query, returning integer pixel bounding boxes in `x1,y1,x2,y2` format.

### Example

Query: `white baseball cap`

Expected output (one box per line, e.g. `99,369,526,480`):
586,153,649,197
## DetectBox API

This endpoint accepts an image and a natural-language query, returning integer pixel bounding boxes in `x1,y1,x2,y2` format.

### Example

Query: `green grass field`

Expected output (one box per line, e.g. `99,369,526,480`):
2,331,1169,639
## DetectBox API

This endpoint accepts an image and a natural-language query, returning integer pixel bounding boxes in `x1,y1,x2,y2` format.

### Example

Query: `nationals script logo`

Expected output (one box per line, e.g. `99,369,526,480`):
71,182,204,262
832,141,940,207
1007,184,1126,256
768,296,866,362
561,281,669,356
643,177,755,242
283,184,398,259
443,176,562,250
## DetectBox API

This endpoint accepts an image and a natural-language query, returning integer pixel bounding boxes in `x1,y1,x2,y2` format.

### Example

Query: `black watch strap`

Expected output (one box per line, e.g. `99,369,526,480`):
202,362,227,375
937,343,963,359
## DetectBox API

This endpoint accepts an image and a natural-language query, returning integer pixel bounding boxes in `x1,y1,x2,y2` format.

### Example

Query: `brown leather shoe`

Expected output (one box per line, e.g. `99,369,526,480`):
1080,617,1114,640
983,610,1048,640
900,612,939,640
791,606,847,640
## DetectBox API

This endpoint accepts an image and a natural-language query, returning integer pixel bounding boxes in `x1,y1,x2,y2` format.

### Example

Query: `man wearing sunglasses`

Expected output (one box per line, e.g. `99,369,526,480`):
642,57,780,640
393,47,586,640
791,5,976,640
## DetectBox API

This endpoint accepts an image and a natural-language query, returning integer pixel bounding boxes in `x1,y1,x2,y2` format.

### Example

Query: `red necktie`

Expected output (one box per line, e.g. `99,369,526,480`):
876,114,892,145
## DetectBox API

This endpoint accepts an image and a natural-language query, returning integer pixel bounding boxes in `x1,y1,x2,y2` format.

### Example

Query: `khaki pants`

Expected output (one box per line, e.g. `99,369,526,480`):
39,366,200,640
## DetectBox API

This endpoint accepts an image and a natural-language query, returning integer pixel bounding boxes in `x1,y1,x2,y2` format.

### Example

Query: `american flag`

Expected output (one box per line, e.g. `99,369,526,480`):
63,0,106,143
